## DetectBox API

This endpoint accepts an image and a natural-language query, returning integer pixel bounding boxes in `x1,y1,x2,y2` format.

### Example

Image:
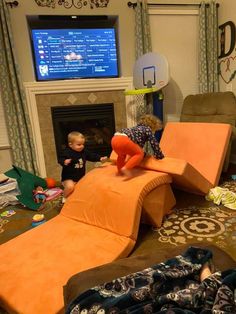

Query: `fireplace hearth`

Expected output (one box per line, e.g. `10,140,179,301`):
51,103,115,159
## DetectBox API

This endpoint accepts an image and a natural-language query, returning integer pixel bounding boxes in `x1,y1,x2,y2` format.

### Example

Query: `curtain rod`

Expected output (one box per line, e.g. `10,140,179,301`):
127,2,219,9
5,1,19,8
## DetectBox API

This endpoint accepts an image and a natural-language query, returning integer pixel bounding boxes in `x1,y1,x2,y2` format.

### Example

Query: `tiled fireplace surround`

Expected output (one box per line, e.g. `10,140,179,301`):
24,77,134,180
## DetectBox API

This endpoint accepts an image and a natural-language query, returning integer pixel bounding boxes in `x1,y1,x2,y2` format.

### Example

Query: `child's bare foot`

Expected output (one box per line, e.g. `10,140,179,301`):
200,262,212,281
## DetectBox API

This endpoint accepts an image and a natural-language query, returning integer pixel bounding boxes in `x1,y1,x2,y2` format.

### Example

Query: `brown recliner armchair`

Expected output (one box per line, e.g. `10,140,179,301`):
180,91,236,171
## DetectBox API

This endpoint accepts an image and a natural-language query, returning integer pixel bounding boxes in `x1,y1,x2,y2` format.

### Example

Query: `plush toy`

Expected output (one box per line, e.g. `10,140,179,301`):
33,186,47,204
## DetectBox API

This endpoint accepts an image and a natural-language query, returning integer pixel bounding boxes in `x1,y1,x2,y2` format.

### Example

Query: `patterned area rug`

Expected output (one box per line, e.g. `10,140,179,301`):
221,179,236,192
155,205,236,258
152,180,236,261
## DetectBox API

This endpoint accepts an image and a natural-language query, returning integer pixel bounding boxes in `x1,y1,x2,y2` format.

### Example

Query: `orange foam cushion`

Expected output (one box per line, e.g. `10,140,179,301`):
61,163,172,240
110,151,211,195
160,122,232,187
0,215,135,314
139,156,213,195
142,183,176,227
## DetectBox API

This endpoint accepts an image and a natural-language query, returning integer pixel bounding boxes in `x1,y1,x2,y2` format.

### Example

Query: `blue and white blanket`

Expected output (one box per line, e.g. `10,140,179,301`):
66,247,236,314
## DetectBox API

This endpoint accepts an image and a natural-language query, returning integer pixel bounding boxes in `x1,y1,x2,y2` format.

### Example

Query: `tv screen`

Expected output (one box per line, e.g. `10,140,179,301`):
30,28,119,81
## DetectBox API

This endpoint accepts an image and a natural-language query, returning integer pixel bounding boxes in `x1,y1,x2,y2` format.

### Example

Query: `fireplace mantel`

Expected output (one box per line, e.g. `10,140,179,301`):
24,77,134,177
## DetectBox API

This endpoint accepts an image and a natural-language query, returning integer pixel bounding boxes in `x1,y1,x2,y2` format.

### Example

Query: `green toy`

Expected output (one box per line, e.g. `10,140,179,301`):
4,165,47,210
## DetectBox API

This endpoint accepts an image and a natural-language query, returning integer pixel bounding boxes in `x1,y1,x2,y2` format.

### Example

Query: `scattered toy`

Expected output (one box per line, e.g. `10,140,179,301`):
0,210,16,218
32,214,45,222
46,177,56,189
45,187,63,201
33,186,48,204
32,213,46,227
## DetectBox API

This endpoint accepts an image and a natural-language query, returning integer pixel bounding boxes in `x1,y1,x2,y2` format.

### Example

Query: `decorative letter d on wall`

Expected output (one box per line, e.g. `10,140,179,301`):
219,21,236,84
219,21,235,58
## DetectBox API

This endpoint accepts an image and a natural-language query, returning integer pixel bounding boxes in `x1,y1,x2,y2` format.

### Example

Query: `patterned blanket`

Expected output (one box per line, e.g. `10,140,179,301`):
66,247,236,314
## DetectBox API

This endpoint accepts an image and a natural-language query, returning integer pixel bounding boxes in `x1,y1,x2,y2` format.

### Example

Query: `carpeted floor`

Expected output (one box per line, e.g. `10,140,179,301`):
0,195,63,245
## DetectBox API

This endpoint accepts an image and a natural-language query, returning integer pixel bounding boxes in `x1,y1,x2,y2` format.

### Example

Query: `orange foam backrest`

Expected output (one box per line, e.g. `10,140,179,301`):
160,122,232,186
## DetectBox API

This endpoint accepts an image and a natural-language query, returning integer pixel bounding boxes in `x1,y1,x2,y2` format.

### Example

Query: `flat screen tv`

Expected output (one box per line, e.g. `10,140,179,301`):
27,15,120,81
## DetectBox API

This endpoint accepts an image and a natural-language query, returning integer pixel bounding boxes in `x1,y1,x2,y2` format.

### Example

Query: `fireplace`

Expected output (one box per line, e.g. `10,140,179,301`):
51,103,115,159
24,77,134,179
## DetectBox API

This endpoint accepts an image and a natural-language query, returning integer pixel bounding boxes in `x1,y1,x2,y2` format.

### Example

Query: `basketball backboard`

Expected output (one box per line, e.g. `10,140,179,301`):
133,52,169,90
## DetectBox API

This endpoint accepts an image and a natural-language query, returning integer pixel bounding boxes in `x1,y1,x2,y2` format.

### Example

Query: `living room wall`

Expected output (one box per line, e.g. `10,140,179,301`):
8,0,136,82
7,0,235,91
0,0,136,172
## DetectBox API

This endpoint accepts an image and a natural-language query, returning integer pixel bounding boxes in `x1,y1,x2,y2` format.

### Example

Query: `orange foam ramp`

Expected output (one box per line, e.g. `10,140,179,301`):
0,164,171,314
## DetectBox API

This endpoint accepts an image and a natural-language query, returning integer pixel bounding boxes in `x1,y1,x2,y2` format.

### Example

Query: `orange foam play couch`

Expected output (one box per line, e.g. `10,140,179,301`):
0,165,172,314
0,122,231,314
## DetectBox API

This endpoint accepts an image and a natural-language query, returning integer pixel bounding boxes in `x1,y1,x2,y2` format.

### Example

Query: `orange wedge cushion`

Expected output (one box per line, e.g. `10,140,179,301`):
160,122,232,187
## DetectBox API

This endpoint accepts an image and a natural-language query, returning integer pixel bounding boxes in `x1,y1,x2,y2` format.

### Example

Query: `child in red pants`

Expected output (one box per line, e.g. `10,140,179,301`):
111,114,164,176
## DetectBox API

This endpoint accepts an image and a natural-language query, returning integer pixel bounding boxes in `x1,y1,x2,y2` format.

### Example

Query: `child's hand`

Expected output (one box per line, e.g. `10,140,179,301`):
100,156,108,162
64,158,72,165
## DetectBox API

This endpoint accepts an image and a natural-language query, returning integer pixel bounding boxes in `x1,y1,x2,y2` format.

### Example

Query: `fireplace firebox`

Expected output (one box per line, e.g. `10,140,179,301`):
51,103,115,160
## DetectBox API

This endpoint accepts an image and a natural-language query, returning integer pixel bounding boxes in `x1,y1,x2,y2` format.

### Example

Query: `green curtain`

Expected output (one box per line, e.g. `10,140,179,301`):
0,2,38,174
199,0,219,93
134,0,153,155
134,0,153,121
134,0,152,59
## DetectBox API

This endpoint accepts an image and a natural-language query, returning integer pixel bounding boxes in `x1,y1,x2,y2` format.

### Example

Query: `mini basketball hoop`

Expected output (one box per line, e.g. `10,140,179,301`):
131,52,169,91
125,52,170,121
